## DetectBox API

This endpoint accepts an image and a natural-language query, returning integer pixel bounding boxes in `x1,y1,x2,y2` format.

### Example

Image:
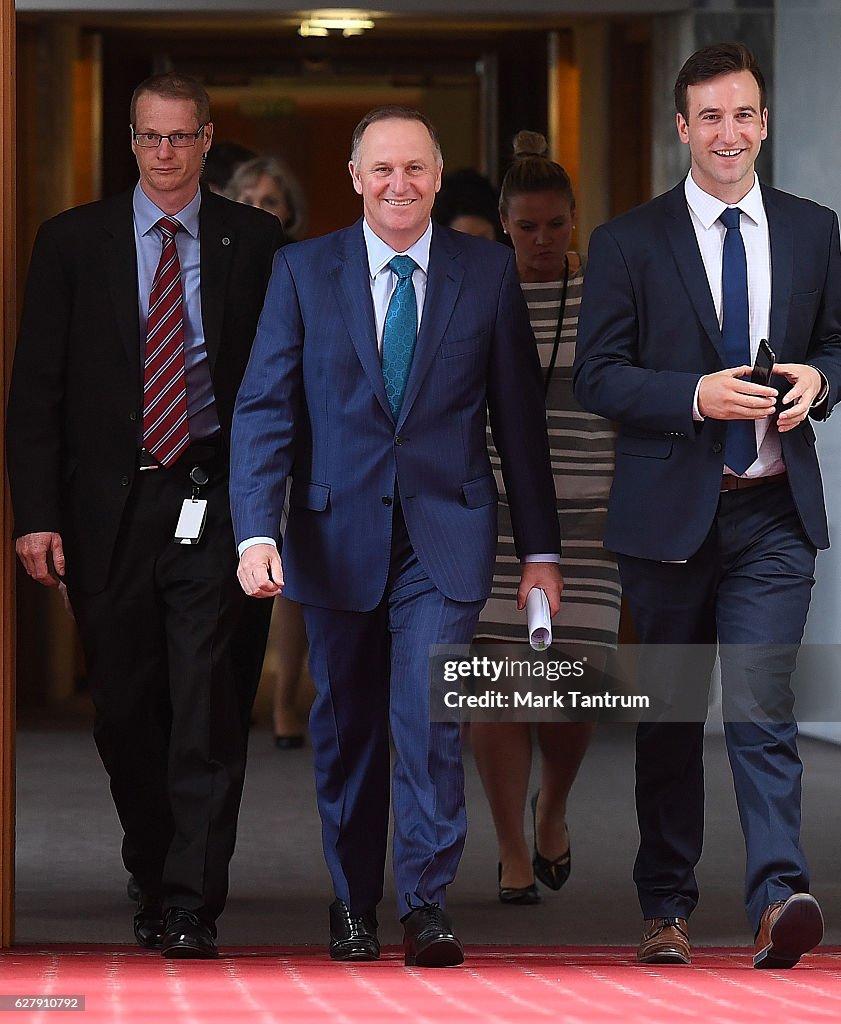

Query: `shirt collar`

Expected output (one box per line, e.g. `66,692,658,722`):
684,170,763,229
362,218,432,279
133,182,201,239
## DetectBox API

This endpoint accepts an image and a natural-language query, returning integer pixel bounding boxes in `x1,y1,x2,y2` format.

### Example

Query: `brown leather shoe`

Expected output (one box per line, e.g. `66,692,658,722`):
753,893,823,969
637,918,690,965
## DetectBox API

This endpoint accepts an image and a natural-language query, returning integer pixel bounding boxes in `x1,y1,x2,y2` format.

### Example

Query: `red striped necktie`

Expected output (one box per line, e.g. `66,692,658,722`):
142,217,190,467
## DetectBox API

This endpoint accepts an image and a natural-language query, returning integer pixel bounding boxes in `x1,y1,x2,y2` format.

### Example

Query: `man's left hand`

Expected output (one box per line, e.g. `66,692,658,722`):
774,363,825,432
517,561,564,617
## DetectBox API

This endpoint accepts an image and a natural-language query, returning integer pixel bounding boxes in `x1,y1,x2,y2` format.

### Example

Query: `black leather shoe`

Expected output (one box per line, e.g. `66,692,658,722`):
329,899,380,961
402,903,464,968
133,895,164,949
531,791,571,891
497,863,541,905
160,908,218,959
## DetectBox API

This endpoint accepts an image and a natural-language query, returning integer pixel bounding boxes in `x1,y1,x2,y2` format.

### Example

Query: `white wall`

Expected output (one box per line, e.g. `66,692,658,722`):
775,0,841,742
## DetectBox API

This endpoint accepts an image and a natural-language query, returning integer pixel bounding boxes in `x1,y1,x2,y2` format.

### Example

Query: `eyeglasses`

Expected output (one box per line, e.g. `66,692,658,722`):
132,125,207,148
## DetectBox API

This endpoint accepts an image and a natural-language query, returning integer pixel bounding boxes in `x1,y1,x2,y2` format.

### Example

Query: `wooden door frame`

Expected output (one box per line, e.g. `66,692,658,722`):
1,0,16,949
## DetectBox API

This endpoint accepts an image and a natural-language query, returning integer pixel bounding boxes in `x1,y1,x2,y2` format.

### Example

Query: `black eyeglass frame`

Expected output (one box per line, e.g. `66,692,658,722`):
131,124,208,148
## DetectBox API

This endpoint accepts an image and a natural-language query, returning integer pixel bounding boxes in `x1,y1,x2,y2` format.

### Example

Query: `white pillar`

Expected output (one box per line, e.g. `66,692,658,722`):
775,0,841,741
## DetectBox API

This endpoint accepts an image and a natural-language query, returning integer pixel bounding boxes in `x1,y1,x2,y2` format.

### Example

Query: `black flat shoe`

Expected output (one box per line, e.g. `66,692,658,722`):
274,734,305,750
531,791,571,891
497,863,541,905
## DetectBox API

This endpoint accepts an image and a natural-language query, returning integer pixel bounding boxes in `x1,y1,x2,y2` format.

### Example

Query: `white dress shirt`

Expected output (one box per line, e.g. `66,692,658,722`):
686,171,785,478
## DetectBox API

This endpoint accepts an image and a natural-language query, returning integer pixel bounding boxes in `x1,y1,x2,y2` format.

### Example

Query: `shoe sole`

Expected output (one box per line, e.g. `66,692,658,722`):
161,944,218,960
638,949,691,966
754,894,824,969
405,938,465,968
329,946,380,962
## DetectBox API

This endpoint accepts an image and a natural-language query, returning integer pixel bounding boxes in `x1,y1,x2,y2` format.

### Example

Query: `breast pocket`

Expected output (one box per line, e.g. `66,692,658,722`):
440,334,481,359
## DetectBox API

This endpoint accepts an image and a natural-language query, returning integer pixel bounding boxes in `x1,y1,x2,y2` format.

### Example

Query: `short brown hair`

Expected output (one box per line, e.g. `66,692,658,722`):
350,106,442,167
498,130,575,218
130,72,211,127
674,42,767,119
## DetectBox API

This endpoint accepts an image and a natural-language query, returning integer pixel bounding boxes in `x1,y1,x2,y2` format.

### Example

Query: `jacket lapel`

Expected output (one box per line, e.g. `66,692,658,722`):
103,192,141,376
762,185,793,361
199,188,234,371
663,183,725,362
331,221,393,420
397,224,464,427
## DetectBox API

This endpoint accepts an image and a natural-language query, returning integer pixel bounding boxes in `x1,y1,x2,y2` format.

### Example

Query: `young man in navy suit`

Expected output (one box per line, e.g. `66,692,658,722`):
574,43,841,968
231,107,562,967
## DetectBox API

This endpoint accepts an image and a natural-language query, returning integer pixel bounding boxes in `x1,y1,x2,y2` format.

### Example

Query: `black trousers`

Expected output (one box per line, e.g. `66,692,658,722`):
69,448,261,923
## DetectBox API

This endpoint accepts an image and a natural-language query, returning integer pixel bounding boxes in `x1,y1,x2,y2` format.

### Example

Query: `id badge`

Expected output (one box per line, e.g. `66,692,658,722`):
174,499,208,545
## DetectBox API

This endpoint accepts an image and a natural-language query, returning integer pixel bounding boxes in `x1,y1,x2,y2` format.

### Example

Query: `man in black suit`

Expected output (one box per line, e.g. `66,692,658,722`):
7,73,284,958
574,43,841,968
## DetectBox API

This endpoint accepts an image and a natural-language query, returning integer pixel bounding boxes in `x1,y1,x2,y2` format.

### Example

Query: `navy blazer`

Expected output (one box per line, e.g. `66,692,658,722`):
573,182,841,560
231,219,560,611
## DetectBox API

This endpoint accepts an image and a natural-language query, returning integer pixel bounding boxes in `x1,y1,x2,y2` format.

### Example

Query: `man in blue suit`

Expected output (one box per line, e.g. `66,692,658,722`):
574,43,841,969
230,107,562,967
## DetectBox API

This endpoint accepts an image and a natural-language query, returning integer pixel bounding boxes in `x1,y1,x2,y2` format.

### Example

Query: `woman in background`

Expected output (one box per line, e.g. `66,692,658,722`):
227,155,308,240
472,131,620,903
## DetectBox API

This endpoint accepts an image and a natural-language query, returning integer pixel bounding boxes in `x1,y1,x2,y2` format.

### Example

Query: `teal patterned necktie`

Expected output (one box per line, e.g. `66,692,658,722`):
381,255,418,418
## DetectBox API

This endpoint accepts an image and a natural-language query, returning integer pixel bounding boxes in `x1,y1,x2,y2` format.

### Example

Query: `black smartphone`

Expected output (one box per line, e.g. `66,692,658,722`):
750,338,775,386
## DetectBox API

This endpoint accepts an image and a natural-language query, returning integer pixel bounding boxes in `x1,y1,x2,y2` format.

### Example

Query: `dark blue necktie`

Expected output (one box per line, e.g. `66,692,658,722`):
719,207,757,474
381,255,418,419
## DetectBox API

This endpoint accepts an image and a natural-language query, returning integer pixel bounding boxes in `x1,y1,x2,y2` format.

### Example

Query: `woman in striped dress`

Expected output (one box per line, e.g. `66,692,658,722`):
472,132,620,903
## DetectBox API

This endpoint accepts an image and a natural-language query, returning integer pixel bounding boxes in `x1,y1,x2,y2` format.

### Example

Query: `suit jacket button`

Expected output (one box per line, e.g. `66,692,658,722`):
120,475,130,486
712,441,723,454
382,496,393,506
395,435,404,446
129,411,137,422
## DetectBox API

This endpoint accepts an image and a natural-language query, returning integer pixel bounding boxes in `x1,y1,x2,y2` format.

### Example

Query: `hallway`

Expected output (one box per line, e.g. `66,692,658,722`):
15,719,841,951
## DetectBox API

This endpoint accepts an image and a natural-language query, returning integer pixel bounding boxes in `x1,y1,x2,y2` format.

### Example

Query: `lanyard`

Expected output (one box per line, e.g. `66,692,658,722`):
543,255,570,395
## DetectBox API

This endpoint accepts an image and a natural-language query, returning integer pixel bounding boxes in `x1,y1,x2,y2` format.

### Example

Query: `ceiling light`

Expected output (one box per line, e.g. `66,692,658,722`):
299,11,376,38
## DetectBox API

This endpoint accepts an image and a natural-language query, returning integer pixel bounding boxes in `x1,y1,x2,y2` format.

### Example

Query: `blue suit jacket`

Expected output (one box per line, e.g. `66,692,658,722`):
231,219,560,611
573,182,841,560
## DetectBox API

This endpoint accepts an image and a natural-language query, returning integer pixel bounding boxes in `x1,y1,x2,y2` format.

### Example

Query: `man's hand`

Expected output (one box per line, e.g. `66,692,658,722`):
698,366,777,420
237,543,284,598
774,363,824,432
16,531,65,587
517,561,564,617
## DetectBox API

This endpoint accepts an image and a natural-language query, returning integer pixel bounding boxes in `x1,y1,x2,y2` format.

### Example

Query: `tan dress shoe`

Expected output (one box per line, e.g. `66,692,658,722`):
753,893,824,969
637,917,691,965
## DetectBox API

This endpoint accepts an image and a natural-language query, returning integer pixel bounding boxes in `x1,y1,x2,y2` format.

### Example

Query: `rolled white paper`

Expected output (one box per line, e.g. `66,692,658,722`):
526,587,552,651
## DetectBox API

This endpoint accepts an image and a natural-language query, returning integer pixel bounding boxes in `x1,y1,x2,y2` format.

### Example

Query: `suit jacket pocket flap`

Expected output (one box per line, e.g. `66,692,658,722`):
290,480,330,511
462,474,497,508
616,435,673,459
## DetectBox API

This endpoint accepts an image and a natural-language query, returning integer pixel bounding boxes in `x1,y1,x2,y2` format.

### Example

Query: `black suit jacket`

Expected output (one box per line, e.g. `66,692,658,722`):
573,182,841,559
7,186,285,592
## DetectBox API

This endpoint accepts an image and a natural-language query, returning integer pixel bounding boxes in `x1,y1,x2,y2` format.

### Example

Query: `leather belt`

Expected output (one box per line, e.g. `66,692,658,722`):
720,471,787,492
137,436,222,472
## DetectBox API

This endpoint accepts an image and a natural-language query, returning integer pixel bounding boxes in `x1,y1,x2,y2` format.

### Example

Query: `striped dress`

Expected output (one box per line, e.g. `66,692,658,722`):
475,258,621,651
